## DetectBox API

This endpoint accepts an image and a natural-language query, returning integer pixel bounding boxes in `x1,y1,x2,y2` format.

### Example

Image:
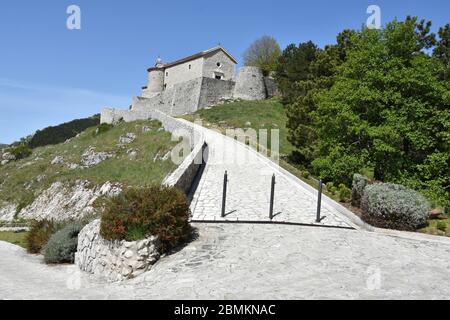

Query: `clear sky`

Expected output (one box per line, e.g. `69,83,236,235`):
0,0,448,143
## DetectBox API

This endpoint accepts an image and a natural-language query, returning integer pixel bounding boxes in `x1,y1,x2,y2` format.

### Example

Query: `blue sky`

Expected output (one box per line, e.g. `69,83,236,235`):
0,0,448,143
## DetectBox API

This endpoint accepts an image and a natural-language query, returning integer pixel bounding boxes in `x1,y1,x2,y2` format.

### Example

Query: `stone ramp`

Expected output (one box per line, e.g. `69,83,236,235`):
186,122,357,229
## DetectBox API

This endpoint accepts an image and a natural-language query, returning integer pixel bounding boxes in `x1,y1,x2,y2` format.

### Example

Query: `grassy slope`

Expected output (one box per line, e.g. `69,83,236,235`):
183,99,294,156
182,99,449,237
0,120,179,212
0,231,28,248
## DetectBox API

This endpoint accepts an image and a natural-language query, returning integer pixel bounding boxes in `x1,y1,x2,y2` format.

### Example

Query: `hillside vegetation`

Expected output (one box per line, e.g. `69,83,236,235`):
0,120,179,213
27,115,100,148
183,99,294,156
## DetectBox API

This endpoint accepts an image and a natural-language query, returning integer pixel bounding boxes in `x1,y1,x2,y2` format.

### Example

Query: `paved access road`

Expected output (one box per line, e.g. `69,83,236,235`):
187,122,354,228
1,223,449,300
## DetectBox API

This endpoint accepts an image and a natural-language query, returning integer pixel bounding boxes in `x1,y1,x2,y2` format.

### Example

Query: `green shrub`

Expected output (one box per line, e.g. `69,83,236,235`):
26,220,58,254
301,170,310,179
361,183,430,231
99,186,192,253
93,123,113,136
436,221,447,232
338,184,352,203
8,144,32,160
43,222,85,264
352,174,370,207
325,182,334,189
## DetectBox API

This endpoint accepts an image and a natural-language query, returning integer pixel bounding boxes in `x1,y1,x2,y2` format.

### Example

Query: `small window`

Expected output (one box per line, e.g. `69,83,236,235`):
166,72,169,77
164,84,167,90
189,64,192,70
215,75,222,80
217,62,221,67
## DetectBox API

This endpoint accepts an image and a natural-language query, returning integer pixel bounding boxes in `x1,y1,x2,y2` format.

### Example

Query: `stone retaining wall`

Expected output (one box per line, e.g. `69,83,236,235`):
75,219,160,282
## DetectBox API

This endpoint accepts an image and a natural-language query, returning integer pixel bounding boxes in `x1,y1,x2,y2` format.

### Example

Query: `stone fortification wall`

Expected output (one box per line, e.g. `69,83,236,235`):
161,78,204,115
198,78,235,109
233,66,267,100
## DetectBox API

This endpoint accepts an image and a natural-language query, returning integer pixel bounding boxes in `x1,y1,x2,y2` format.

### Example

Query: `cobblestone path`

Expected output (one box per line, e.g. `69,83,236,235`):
186,121,356,228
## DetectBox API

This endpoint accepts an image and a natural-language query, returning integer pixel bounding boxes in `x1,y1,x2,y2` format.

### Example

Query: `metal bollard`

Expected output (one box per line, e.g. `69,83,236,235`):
316,179,323,223
221,171,228,218
269,174,276,220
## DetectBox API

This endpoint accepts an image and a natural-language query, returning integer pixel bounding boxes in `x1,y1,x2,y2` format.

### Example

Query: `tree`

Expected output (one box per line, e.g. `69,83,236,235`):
243,36,282,76
281,31,356,165
275,41,318,104
310,19,449,207
434,24,450,79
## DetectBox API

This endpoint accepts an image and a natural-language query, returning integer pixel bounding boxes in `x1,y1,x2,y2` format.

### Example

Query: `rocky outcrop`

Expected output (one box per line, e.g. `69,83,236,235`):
18,181,122,221
51,156,65,165
0,204,17,222
119,133,136,144
81,147,114,167
75,219,160,282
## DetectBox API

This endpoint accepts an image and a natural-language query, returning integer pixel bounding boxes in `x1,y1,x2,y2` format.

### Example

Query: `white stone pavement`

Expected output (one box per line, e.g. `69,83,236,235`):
1,224,450,300
186,120,355,229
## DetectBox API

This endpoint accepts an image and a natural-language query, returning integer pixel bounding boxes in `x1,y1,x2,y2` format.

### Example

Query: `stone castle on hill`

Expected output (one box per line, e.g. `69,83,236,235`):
101,46,278,124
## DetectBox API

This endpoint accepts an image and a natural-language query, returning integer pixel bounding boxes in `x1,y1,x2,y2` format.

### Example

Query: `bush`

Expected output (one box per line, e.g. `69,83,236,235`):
436,221,447,232
93,123,113,136
43,222,85,264
26,220,58,254
352,174,370,207
361,183,430,231
99,186,192,253
325,182,337,195
301,170,310,179
338,184,352,203
8,144,32,160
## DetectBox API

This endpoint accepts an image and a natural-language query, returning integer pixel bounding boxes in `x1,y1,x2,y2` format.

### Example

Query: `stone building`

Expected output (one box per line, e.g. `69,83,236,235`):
101,46,278,124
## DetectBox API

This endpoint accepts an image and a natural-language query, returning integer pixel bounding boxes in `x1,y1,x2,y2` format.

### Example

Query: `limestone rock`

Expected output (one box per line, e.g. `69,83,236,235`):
126,149,138,159
51,156,65,165
17,180,122,221
81,147,114,167
0,204,17,222
67,163,80,170
119,133,136,144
